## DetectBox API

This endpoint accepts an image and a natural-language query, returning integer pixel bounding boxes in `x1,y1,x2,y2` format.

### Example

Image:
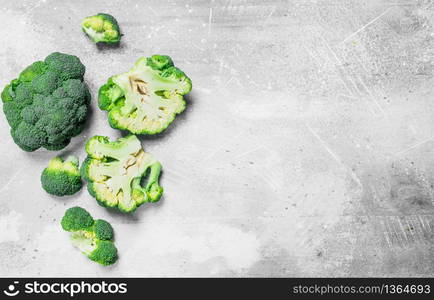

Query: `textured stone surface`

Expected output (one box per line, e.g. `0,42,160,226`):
0,0,433,277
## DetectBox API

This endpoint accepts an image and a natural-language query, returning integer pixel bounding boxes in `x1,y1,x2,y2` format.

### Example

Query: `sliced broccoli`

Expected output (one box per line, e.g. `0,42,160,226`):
61,206,118,266
1,52,90,151
98,55,192,135
41,156,82,196
82,13,121,44
81,135,163,213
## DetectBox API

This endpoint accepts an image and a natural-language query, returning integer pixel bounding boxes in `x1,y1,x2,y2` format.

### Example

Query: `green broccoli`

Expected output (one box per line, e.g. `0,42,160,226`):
81,134,163,213
98,55,192,135
82,13,121,44
40,156,82,196
1,52,91,151
61,206,118,266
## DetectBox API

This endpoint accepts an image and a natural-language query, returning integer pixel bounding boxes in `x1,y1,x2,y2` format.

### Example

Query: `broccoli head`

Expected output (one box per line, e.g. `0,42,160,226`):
41,155,82,196
61,206,118,266
82,13,121,44
1,52,91,151
81,134,163,213
98,55,192,135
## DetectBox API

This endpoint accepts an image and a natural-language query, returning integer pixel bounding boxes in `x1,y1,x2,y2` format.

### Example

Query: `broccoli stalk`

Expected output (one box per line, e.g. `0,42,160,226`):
131,161,163,203
81,135,163,213
1,52,90,151
82,13,121,44
98,55,192,135
41,156,82,196
61,206,118,266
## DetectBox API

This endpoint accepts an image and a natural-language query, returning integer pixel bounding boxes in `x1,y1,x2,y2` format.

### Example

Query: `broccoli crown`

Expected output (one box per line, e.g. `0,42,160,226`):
1,52,90,152
41,156,82,196
98,55,192,135
82,13,121,44
81,134,163,213
61,206,118,266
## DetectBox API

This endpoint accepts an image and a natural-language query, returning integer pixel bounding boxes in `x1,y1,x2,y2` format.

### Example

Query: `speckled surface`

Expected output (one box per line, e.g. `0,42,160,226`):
0,0,433,277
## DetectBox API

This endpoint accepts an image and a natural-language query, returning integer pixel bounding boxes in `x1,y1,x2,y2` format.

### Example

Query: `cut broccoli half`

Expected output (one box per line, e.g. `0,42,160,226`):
81,134,163,213
82,13,121,44
41,156,82,196
98,55,192,135
61,206,117,266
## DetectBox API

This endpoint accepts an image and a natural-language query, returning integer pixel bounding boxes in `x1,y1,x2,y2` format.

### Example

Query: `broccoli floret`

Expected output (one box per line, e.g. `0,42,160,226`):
1,52,90,152
98,55,192,135
81,135,163,213
61,206,94,231
41,156,82,196
82,13,121,44
61,206,118,266
94,219,114,240
87,241,118,266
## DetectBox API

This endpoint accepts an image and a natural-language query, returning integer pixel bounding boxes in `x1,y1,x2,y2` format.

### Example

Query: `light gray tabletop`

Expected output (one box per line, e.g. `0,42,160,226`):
0,0,433,277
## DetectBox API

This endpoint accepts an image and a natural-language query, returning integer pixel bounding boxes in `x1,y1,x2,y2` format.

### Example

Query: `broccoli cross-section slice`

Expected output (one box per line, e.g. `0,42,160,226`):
98,55,192,135
81,134,163,213
82,13,121,44
61,206,118,266
41,156,82,196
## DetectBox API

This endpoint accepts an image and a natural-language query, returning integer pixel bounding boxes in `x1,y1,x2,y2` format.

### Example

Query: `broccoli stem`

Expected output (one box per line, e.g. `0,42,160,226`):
145,162,162,190
65,155,79,166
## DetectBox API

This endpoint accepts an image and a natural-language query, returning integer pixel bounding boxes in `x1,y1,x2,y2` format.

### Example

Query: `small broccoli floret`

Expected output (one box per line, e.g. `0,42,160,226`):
94,219,114,241
41,156,82,196
82,13,121,44
98,55,192,135
81,135,163,213
61,206,94,232
12,122,47,151
88,241,118,266
1,52,90,152
61,206,118,266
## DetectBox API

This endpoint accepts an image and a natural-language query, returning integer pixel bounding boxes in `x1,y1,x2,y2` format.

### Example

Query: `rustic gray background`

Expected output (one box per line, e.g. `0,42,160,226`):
0,0,433,277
